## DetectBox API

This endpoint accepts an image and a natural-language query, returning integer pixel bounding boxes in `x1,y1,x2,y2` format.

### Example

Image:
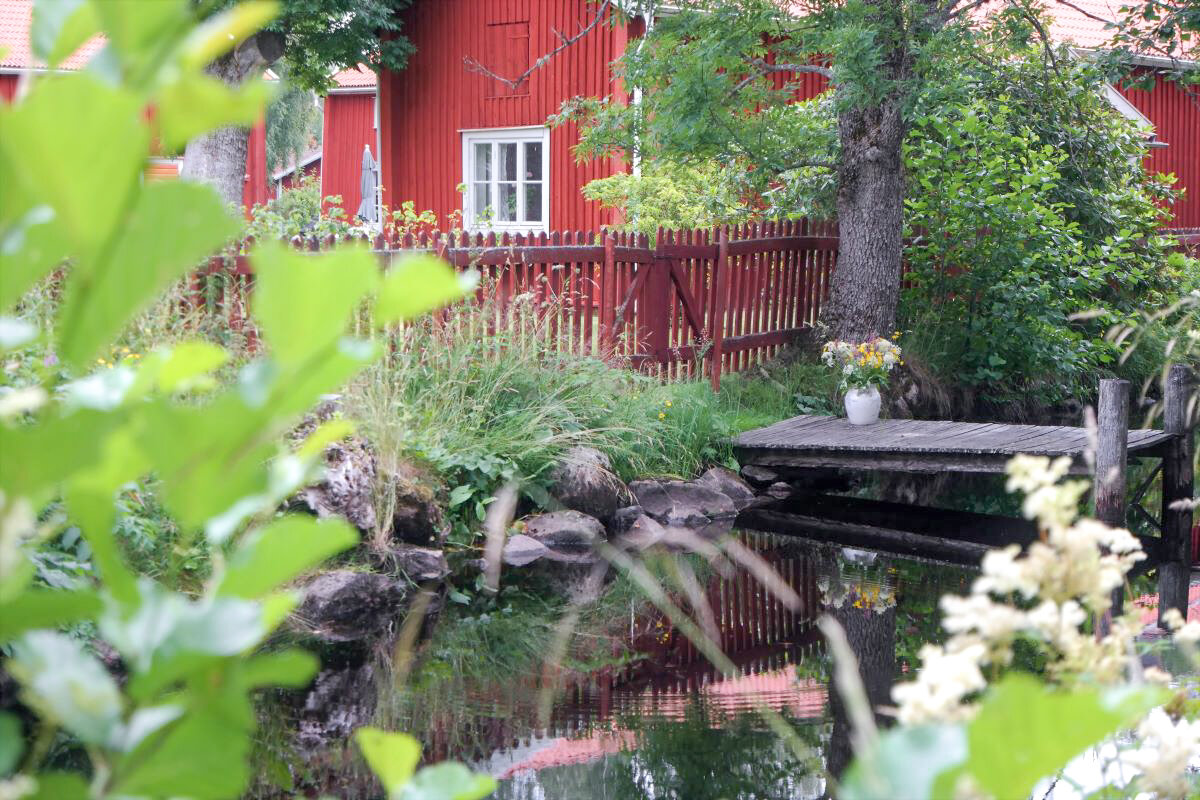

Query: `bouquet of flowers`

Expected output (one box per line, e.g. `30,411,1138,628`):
821,335,903,392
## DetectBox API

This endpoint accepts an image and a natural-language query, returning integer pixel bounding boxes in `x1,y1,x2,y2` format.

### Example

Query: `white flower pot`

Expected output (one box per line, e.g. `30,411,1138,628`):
844,386,881,426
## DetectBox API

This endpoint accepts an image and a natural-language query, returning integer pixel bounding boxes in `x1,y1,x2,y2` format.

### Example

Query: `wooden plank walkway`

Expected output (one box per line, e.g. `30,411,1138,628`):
734,415,1176,474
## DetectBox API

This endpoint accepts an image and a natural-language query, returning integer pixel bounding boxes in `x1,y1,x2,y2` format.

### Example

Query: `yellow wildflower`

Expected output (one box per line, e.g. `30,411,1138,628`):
658,412,666,420
664,400,672,407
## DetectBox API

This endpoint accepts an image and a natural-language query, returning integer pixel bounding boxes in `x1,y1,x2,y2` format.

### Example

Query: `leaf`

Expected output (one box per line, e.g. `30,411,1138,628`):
0,587,102,641
217,516,358,599
951,673,1167,800
239,649,319,689
27,772,89,800
401,763,498,800
155,73,272,152
8,631,123,745
57,181,239,367
152,341,229,394
840,724,967,800
92,0,189,79
0,75,147,256
112,704,184,752
179,1,280,71
31,0,100,69
113,706,251,799
0,712,22,775
251,242,379,368
0,205,71,311
355,727,421,794
376,255,476,323
448,484,474,507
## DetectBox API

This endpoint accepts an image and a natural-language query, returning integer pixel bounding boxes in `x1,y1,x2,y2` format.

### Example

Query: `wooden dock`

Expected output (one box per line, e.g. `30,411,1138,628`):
734,415,1175,474
733,369,1196,625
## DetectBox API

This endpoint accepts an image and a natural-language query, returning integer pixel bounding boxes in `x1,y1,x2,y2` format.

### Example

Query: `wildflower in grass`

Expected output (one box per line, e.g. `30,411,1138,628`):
658,412,666,420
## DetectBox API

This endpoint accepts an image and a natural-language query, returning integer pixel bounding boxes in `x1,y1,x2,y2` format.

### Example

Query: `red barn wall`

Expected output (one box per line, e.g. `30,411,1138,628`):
282,160,320,191
0,73,17,101
1119,70,1200,230
321,92,377,215
379,0,628,232
242,117,269,213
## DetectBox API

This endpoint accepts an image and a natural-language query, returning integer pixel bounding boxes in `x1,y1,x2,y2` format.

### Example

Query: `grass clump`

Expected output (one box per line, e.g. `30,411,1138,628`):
343,283,834,543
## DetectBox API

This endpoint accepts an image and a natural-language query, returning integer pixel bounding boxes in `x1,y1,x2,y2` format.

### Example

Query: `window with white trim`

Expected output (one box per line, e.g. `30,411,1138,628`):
462,127,549,231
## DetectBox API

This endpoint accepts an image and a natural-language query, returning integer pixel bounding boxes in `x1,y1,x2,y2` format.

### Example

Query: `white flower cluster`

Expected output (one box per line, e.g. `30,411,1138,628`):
1124,708,1200,798
890,454,1200,795
893,455,1149,721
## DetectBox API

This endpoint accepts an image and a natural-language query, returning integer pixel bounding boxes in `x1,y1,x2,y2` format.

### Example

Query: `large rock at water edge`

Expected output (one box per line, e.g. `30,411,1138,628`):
294,570,407,642
695,466,756,511
547,446,629,521
390,545,449,582
503,534,550,566
612,513,666,552
628,479,737,537
524,510,605,554
300,437,378,532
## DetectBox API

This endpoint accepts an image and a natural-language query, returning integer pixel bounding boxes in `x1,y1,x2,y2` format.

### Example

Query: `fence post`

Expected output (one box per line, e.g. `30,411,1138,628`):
601,233,616,356
710,226,730,392
1159,364,1196,627
643,227,672,371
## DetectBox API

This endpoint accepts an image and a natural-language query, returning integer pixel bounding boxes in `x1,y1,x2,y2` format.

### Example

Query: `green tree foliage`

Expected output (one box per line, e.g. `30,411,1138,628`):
0,2,489,798
901,52,1179,407
265,68,321,174
581,160,756,234
205,0,414,93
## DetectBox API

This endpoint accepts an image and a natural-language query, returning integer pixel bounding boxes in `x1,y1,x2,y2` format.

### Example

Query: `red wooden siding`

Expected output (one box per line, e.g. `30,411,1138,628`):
379,0,629,231
321,92,377,214
0,73,17,101
1119,70,1200,229
242,117,269,213
282,159,320,191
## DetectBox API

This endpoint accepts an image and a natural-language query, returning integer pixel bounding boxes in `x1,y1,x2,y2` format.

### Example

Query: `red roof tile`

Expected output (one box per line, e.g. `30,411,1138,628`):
0,0,105,71
332,64,376,89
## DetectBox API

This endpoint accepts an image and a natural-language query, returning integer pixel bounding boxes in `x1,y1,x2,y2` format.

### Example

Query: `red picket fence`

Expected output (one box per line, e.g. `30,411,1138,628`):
194,219,838,389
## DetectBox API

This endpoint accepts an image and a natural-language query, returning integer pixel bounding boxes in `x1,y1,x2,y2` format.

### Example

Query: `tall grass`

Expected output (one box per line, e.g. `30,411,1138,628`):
342,280,834,543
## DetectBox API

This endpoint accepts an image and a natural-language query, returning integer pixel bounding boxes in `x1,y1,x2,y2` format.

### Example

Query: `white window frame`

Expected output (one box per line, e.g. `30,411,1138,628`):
461,126,550,232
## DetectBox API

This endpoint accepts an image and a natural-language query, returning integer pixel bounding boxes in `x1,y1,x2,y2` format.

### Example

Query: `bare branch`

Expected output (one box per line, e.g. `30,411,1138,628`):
462,0,614,92
728,57,833,95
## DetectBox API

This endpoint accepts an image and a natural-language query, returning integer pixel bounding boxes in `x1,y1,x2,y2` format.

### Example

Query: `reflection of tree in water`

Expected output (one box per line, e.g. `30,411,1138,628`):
818,550,898,781
495,702,824,800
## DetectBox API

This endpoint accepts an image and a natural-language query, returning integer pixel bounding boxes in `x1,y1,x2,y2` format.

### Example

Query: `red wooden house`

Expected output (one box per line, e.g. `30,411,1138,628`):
376,0,1197,232
378,0,632,233
270,65,380,217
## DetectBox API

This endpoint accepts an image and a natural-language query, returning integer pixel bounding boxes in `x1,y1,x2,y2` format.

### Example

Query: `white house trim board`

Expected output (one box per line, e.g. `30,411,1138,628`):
461,126,551,233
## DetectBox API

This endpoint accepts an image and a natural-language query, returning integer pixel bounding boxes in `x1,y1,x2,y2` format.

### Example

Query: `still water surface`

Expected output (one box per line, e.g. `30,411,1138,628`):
403,531,975,800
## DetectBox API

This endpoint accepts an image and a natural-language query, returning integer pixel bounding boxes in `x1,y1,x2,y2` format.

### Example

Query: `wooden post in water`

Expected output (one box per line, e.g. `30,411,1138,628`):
1095,379,1130,616
1095,379,1130,528
1160,364,1196,627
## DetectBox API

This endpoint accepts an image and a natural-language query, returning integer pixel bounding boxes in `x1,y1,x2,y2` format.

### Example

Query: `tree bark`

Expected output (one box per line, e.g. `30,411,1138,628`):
826,601,897,780
824,93,906,342
181,32,284,208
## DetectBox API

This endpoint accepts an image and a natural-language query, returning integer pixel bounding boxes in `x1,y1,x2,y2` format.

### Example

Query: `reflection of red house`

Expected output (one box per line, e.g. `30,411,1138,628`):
377,1,1197,232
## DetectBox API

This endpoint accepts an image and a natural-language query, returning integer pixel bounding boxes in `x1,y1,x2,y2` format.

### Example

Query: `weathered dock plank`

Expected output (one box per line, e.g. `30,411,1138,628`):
734,414,1174,475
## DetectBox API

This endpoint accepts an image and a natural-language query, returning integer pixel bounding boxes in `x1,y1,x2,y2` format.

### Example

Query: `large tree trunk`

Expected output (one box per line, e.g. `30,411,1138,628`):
181,32,284,208
823,95,906,343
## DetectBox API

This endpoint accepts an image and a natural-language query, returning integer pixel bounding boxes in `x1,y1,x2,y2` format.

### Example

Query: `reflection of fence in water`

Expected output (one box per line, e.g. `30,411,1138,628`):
425,533,825,763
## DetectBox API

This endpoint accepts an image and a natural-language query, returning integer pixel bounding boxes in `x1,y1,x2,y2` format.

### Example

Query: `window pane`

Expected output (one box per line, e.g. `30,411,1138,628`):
473,182,491,219
499,142,517,182
498,183,517,221
524,141,542,180
473,143,491,181
523,182,542,222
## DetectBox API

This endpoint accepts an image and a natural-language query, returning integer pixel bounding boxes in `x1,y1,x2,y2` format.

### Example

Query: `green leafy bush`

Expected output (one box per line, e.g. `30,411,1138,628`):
0,2,490,798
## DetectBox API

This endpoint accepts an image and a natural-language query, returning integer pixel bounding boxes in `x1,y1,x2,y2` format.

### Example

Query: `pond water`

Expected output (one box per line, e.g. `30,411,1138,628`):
391,530,978,800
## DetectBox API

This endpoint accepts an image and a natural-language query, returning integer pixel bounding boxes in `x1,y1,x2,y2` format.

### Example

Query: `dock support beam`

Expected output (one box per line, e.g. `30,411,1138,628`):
1159,364,1196,628
1096,379,1130,616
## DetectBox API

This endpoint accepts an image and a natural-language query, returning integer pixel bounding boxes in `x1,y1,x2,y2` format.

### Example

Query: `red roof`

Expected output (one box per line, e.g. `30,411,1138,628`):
332,64,376,89
0,0,104,71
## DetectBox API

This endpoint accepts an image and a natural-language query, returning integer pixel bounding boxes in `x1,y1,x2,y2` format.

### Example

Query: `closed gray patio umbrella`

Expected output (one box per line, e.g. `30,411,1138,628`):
356,144,379,224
